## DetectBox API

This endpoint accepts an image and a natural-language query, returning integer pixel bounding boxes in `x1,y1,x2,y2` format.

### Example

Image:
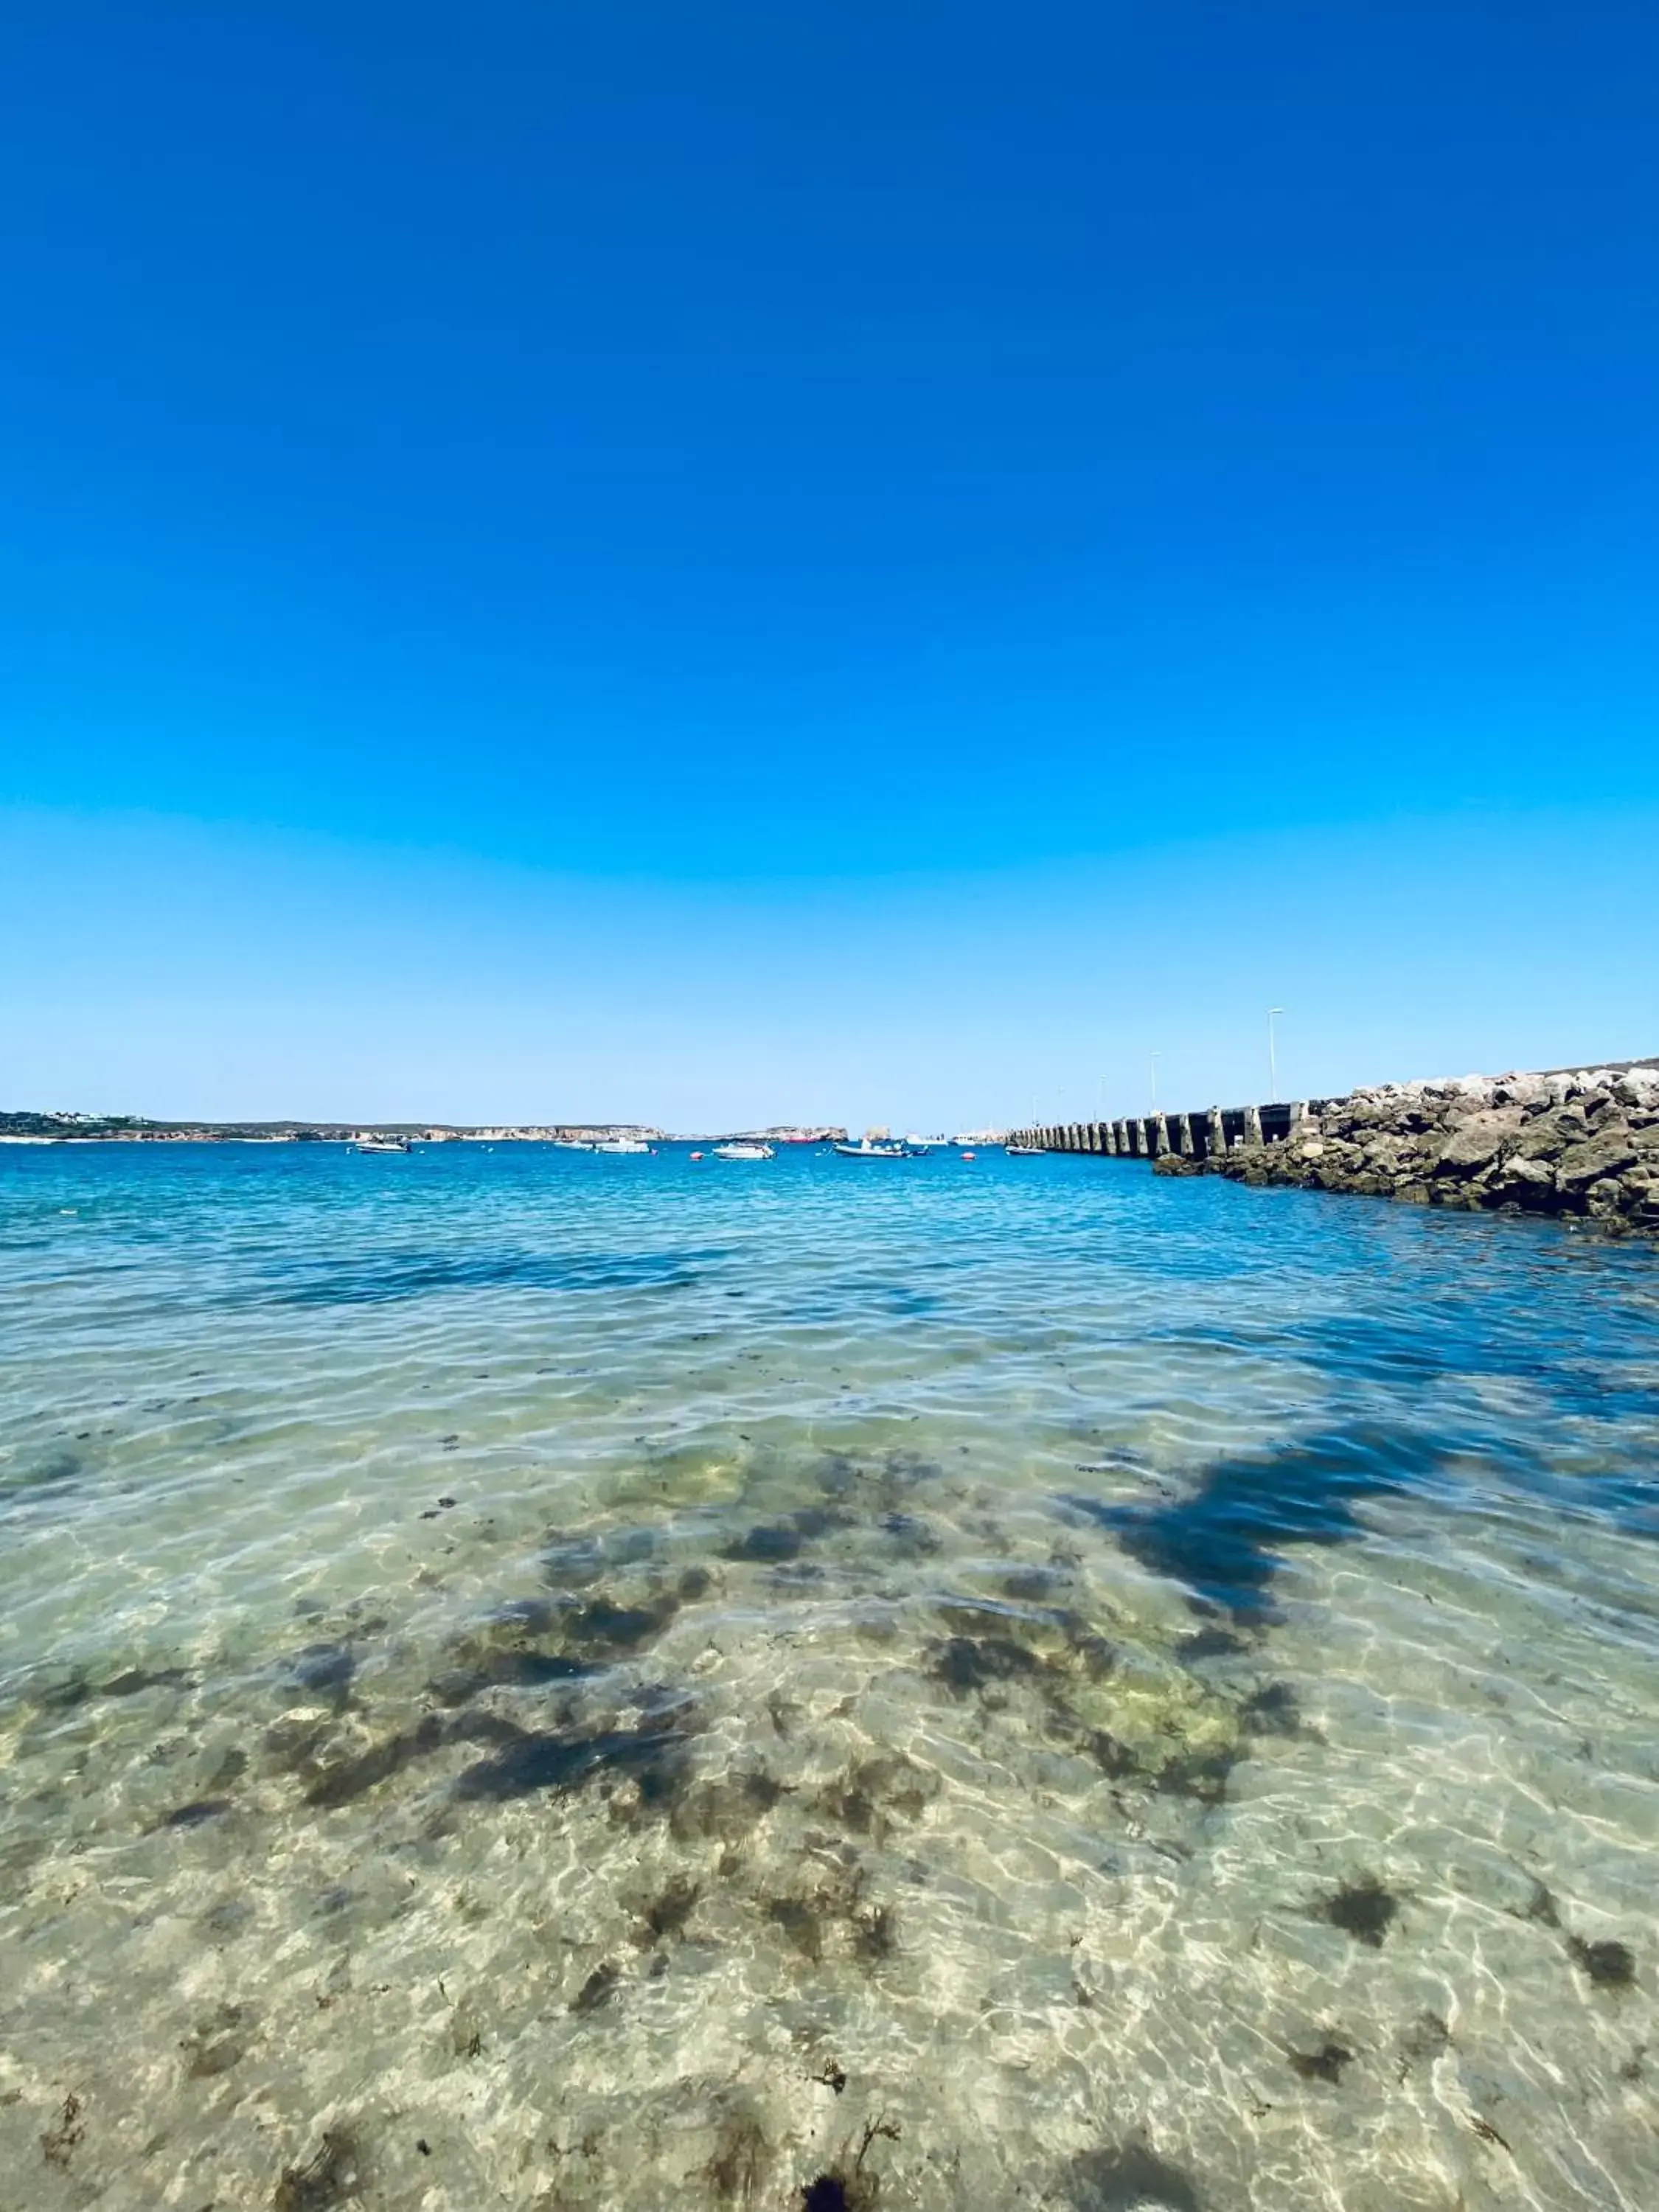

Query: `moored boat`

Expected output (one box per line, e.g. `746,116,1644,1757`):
713,1141,775,1161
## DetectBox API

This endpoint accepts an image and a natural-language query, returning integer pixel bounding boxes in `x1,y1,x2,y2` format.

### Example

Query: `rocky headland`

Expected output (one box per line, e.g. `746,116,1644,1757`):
1164,1064,1659,1237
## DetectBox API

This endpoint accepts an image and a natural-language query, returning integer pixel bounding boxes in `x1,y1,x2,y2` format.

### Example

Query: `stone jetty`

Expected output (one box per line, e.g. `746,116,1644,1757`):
1012,1062,1659,1237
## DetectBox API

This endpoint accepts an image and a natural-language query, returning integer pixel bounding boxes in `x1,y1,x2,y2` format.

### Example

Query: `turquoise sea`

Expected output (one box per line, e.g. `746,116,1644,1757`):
1,1141,1657,2211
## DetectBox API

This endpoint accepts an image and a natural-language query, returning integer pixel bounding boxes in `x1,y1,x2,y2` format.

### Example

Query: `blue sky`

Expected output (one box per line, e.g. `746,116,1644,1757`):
4,4,1657,1125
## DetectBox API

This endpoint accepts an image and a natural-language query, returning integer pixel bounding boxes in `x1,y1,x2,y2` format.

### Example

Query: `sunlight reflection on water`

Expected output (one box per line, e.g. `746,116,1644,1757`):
1,1141,1656,2210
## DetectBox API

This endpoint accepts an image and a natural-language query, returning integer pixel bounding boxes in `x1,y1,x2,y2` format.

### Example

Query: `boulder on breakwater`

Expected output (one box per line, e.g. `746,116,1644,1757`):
1161,1064,1659,1237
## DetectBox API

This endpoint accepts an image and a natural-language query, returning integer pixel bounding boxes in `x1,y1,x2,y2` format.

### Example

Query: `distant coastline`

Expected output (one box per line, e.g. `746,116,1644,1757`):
0,1111,847,1147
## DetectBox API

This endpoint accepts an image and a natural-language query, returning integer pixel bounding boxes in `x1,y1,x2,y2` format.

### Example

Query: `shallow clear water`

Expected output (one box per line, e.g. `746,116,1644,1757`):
2,1141,1657,2212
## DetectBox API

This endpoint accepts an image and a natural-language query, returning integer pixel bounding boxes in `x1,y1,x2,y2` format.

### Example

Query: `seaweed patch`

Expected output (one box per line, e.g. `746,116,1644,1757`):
455,1719,688,1804
100,1666,194,1698
762,1858,897,1970
161,1797,234,1829
286,1643,357,1699
629,1877,700,1947
570,1961,621,2015
182,2004,251,2079
813,1755,937,1842
564,1593,680,1653
1569,1933,1636,1989
926,1633,1044,1694
797,2116,900,2212
1314,1874,1398,1948
1287,2039,1352,2084
304,1716,445,1809
272,2125,363,2211
41,2093,85,2169
705,2104,772,2206
667,1767,785,1846
1239,1682,1300,1736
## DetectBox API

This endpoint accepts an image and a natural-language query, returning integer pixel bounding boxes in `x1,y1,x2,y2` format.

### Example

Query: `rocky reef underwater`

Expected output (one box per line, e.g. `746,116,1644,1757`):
2,1428,1655,2212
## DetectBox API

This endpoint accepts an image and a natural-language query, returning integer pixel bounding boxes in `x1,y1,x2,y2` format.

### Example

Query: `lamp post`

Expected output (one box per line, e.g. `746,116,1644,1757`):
1267,1009,1284,1102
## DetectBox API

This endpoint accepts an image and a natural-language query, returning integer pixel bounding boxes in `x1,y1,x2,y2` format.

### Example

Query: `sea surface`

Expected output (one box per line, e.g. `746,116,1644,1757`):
1,1140,1657,2212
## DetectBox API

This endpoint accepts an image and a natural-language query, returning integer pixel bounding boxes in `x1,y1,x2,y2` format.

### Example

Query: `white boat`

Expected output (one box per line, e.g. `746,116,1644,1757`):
593,1137,651,1155
1004,1142,1043,1157
553,1138,595,1150
833,1138,911,1160
351,1133,411,1153
905,1134,947,1150
713,1141,775,1161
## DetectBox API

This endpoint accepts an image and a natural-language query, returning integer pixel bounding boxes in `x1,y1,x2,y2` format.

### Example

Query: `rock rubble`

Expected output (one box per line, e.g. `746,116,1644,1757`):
1170,1065,1659,1237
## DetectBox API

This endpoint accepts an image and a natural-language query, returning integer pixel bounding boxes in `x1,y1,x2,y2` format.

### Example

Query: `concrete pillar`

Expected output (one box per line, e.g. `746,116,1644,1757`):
1245,1105,1264,1148
1131,1119,1146,1156
1151,1113,1171,1156
1207,1107,1225,1158
1177,1112,1194,1157
1105,1122,1118,1155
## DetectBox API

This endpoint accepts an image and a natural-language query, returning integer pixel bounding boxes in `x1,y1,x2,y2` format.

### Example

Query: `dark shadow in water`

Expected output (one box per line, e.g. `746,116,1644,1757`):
1,1450,83,1504
785,1276,943,1324
264,1246,728,1307
1066,2136,1203,2211
1064,1422,1444,1618
454,1719,686,1802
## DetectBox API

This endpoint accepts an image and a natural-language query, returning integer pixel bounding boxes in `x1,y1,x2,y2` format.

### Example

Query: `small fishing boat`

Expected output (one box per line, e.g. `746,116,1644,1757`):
833,1138,911,1161
592,1137,651,1154
351,1133,411,1153
713,1141,775,1161
1004,1142,1043,1157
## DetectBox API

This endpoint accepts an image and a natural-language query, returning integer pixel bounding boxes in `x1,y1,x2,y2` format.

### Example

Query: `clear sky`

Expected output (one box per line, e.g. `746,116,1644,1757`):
4,4,1656,1127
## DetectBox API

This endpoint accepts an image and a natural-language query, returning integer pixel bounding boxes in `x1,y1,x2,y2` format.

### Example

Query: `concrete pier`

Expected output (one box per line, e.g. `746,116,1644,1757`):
1007,1061,1659,1237
1017,1102,1293,1166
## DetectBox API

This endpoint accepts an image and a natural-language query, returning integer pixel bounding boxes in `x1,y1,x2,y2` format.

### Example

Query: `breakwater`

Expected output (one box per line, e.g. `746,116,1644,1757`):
1014,1060,1659,1235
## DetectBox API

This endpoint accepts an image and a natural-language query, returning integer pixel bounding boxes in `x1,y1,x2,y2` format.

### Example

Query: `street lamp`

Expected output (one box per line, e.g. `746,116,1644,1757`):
1267,1009,1285,1102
